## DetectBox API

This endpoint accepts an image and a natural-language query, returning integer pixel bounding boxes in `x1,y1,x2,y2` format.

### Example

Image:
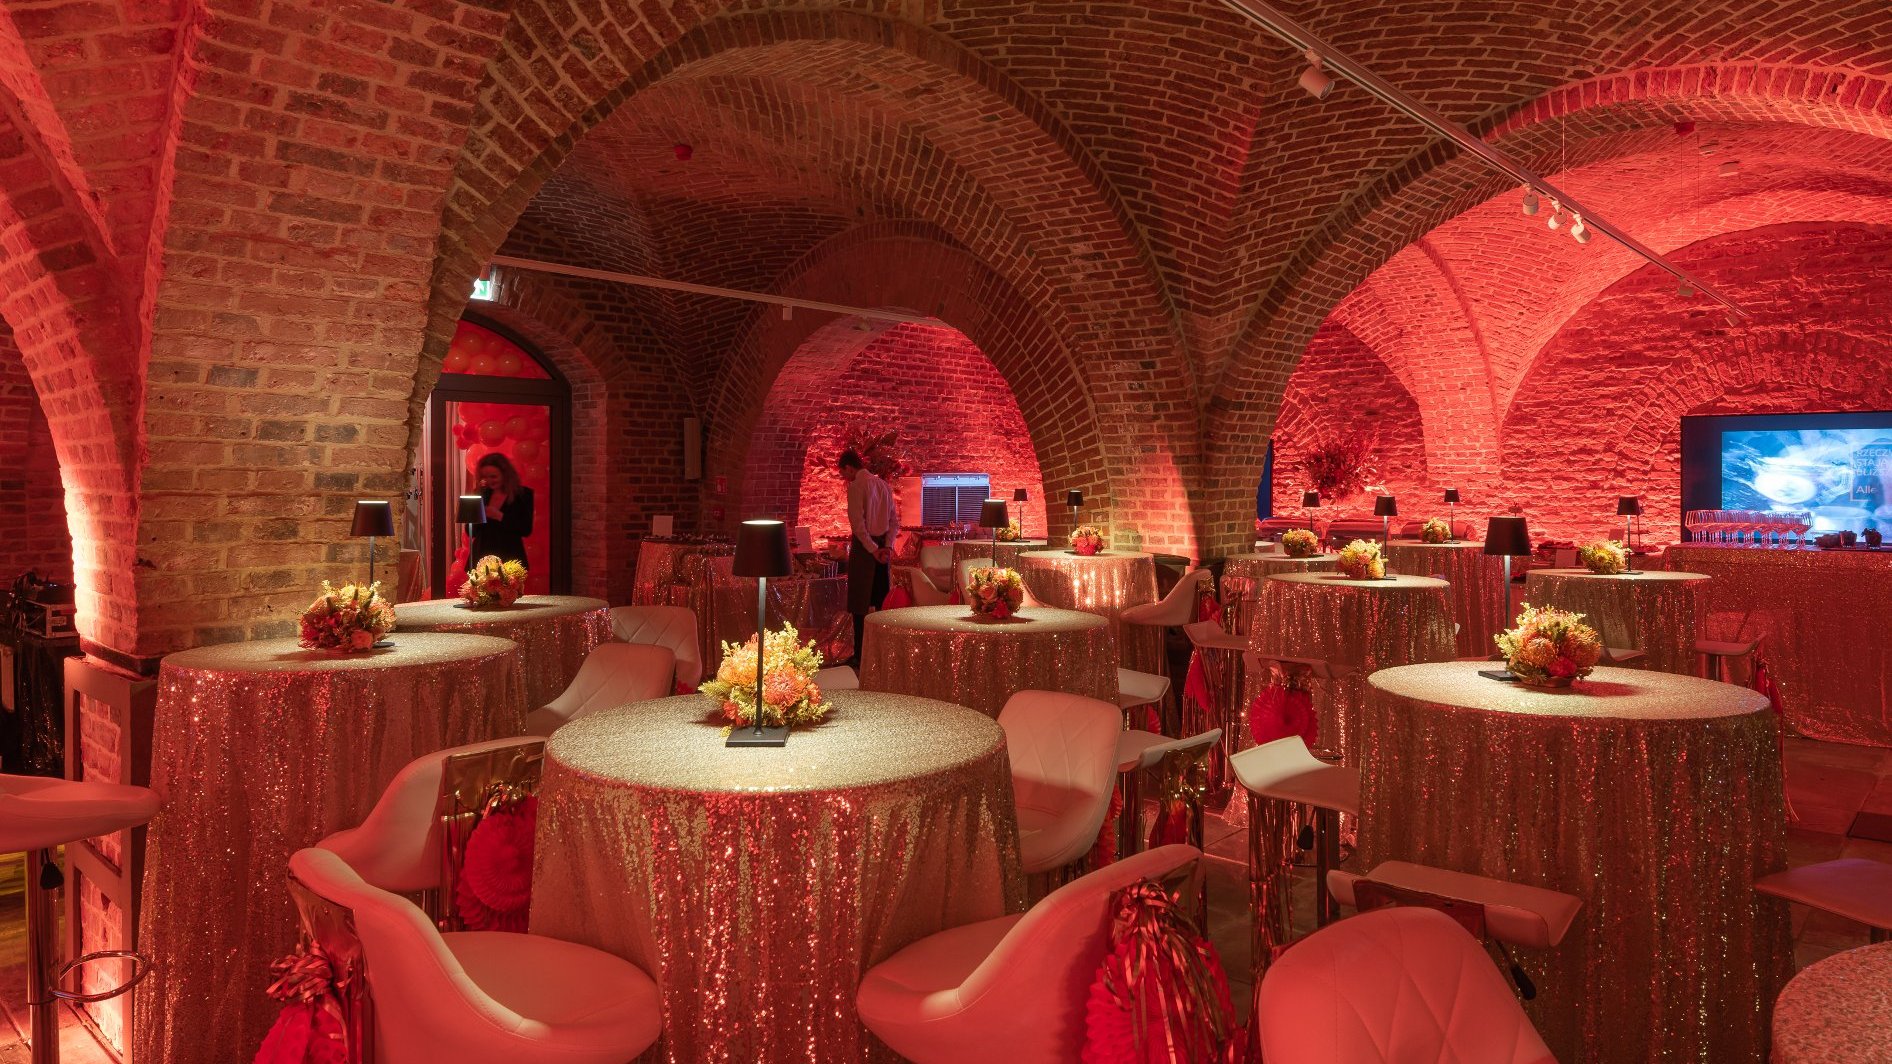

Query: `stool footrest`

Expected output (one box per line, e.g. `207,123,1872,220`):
1327,861,1581,949
53,949,152,1004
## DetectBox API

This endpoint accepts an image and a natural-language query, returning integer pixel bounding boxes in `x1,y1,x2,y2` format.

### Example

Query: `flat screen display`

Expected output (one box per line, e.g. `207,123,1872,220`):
1680,412,1892,536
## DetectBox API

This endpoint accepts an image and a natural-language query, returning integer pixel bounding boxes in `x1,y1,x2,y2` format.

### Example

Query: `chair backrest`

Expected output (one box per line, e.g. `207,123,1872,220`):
957,556,994,597
893,565,951,606
1134,728,1221,772
1257,906,1555,1064
998,690,1122,823
289,848,542,1064
608,605,702,687
812,665,860,691
919,543,955,572
951,845,1202,1059
318,737,543,897
529,642,675,735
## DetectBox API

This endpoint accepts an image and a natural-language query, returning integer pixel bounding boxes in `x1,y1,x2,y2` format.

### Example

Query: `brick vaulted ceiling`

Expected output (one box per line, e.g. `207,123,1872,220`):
0,0,1886,656
483,0,1892,552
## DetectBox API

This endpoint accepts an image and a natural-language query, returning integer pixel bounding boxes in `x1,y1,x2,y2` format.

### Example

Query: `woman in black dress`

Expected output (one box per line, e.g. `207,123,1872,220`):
470,453,534,565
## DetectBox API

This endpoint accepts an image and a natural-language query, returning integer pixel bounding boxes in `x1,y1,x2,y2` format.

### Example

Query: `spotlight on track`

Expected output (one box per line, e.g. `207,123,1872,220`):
1678,282,1696,298
1545,200,1565,230
1570,214,1591,244
1521,188,1541,216
1297,53,1333,99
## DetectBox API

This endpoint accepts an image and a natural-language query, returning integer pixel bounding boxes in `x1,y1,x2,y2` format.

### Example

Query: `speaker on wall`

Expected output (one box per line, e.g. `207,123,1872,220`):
683,417,702,480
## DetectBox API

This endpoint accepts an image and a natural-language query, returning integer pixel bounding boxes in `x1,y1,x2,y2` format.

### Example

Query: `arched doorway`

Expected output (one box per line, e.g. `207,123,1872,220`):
419,317,572,597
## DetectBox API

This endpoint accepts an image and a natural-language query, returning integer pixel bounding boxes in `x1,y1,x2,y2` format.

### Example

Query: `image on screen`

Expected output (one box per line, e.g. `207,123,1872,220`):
1721,428,1892,531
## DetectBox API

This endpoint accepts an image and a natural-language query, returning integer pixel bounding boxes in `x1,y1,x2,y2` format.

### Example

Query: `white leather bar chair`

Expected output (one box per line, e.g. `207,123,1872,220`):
1696,634,1763,683
1231,735,1359,976
1121,570,1211,729
856,844,1201,1064
892,564,952,606
956,556,994,599
608,604,701,687
288,847,662,1064
1,776,161,1064
1756,858,1892,944
1116,666,1171,732
813,664,860,691
918,543,955,590
998,691,1123,878
525,642,675,735
1257,906,1556,1064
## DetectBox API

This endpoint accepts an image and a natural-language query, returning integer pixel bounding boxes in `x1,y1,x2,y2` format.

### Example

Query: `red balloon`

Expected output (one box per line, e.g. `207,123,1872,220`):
470,353,497,375
522,462,547,484
460,329,489,356
478,420,506,446
504,415,529,438
513,439,540,462
496,351,523,375
443,349,470,373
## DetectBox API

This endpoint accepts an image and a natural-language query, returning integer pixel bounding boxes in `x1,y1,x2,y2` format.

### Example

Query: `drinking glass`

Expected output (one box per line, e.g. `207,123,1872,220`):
1684,510,1701,542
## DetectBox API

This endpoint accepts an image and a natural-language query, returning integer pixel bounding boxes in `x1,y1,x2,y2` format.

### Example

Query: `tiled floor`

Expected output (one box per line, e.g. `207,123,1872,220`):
0,736,1887,1058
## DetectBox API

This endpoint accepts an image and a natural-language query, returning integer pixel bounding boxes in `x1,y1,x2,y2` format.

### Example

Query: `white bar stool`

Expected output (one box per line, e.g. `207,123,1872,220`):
1756,858,1892,944
0,775,162,1064
1229,736,1358,977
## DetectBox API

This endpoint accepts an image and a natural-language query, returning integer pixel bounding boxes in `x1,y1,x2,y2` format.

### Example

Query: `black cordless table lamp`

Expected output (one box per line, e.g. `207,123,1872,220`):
727,519,793,748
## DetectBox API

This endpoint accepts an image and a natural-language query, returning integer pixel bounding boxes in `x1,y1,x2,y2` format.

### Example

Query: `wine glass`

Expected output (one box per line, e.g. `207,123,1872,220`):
1789,510,1811,547
1684,510,1701,543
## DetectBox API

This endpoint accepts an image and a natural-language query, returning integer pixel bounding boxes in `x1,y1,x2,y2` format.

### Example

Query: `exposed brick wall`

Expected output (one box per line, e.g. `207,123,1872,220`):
1269,322,1429,517
745,320,1046,541
0,325,71,581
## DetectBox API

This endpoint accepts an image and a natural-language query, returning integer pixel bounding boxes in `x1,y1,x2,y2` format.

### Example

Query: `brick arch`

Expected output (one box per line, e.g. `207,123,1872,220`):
430,8,1198,554
706,224,1122,550
1496,221,1892,544
455,275,614,598
740,318,897,525
0,69,145,651
1271,320,1430,513
1205,62,1892,555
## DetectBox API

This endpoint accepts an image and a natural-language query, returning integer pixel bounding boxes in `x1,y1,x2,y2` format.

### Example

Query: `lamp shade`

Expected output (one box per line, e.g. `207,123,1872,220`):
1443,488,1460,504
350,500,394,538
733,519,792,578
1013,487,1029,502
1067,490,1084,508
1301,491,1320,508
1374,495,1398,517
456,495,486,524
1616,496,1643,517
1483,515,1532,557
979,498,1009,529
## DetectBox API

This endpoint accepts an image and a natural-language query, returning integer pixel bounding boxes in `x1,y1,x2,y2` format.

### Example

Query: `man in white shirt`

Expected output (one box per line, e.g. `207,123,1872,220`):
839,448,898,665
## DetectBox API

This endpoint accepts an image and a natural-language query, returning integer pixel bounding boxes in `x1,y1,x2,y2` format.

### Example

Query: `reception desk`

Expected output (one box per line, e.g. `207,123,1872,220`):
1665,545,1892,747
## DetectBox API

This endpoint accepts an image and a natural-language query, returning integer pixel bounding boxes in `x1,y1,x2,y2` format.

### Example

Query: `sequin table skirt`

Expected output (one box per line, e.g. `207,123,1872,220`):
1665,545,1892,746
1358,662,1791,1064
1017,549,1163,673
134,634,528,1064
950,539,1049,581
633,539,732,605
531,691,1025,1063
1385,540,1509,657
859,605,1117,717
1218,552,1335,639
1772,942,1892,1063
1523,568,1708,675
395,595,609,708
1249,573,1454,762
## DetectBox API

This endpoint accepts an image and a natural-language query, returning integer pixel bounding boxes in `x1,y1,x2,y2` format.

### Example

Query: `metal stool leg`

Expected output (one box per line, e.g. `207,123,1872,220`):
26,848,58,1064
1314,807,1341,927
1118,767,1141,859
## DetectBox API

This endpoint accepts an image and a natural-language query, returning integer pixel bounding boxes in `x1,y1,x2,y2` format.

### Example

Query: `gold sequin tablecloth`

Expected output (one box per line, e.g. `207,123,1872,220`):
1017,549,1163,673
1249,573,1455,762
395,594,610,708
859,605,1117,718
134,634,528,1064
632,538,732,605
530,691,1024,1064
1219,552,1336,638
1358,662,1790,1064
1385,540,1509,657
703,569,852,673
1772,942,1892,1063
1523,568,1709,674
1665,545,1892,746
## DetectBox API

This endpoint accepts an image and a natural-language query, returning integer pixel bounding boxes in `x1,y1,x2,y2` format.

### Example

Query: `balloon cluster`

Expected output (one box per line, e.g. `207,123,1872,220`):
442,321,551,380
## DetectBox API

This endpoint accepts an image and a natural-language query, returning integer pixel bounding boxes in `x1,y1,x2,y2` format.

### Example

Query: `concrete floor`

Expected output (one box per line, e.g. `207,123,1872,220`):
0,735,1887,1059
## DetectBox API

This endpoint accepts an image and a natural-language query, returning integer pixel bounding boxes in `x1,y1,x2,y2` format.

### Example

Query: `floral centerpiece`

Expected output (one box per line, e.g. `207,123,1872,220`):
1334,539,1385,579
966,566,1026,620
1420,517,1451,544
995,518,1021,543
1070,524,1106,556
460,555,527,608
1280,528,1319,558
699,622,834,729
1495,604,1602,687
1578,540,1628,575
298,581,394,652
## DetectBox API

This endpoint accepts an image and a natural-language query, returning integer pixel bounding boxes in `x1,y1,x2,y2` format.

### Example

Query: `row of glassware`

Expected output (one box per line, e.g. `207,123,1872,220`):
1682,509,1813,546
